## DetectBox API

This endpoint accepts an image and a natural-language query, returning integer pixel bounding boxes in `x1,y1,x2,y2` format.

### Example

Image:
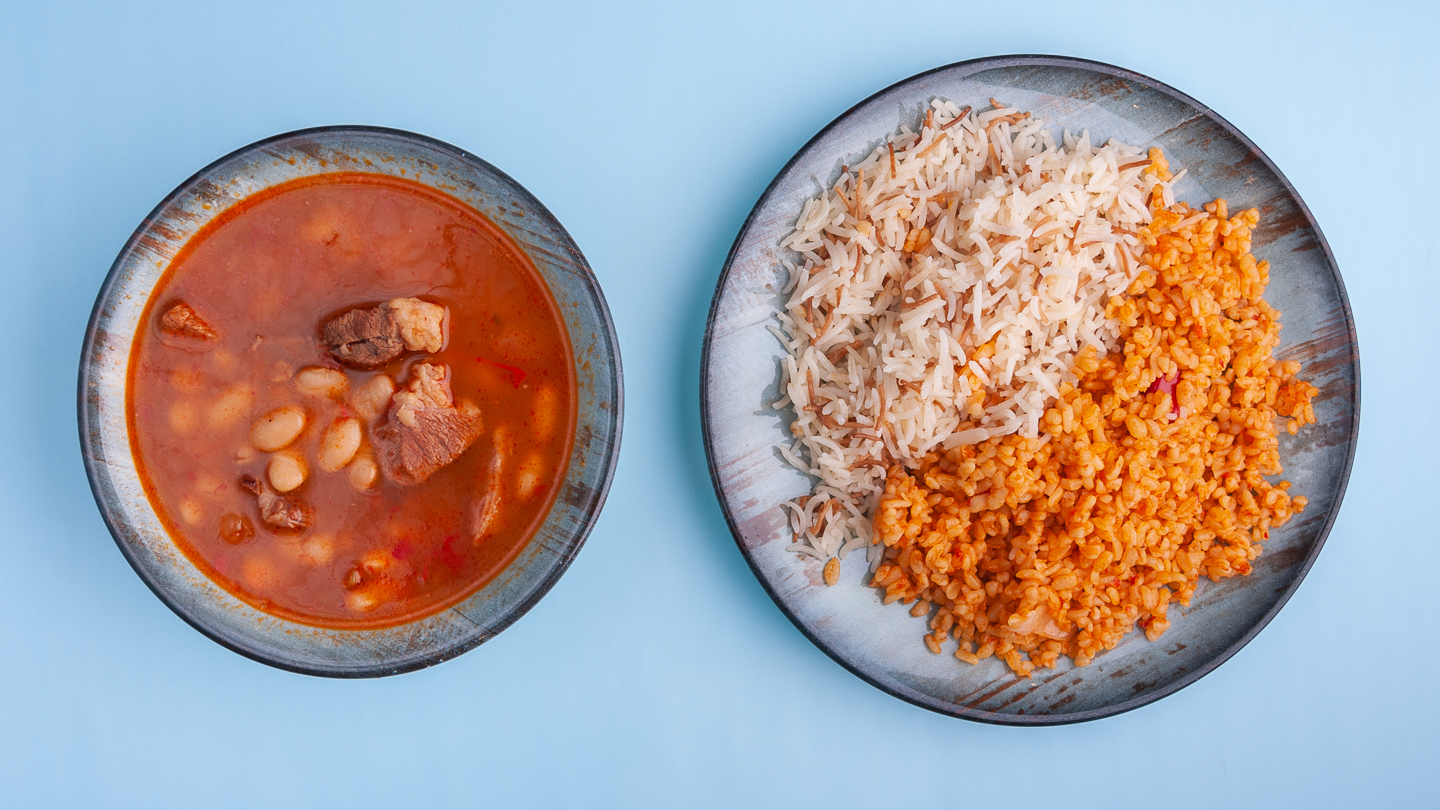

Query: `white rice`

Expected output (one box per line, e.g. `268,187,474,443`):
772,98,1174,562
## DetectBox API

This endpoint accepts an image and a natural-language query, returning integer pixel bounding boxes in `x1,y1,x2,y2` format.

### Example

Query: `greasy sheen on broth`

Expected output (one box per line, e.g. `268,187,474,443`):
127,173,575,628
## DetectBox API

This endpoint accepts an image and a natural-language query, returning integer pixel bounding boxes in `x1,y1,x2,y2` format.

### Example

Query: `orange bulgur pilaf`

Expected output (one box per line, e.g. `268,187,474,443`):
870,150,1320,676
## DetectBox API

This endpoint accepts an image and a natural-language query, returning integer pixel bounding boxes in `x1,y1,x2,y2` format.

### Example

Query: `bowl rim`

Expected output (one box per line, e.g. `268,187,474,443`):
78,124,624,677
699,54,1361,724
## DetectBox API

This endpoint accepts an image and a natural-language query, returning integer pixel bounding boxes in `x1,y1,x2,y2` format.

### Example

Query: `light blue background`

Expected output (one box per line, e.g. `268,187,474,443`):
1,1,1433,807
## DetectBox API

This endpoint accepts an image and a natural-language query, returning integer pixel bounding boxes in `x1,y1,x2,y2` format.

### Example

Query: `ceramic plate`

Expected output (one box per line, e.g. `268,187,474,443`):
80,127,623,677
701,56,1359,723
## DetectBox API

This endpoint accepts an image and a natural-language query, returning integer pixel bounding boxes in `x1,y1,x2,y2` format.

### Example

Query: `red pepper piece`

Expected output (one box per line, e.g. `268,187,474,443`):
1147,371,1182,419
474,356,528,388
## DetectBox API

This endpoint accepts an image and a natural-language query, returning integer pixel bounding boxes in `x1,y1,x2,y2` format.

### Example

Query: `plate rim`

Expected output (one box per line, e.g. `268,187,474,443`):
78,124,625,678
699,54,1361,724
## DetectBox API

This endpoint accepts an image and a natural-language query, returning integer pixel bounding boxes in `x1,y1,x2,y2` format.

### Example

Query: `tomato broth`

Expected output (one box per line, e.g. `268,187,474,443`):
128,173,575,628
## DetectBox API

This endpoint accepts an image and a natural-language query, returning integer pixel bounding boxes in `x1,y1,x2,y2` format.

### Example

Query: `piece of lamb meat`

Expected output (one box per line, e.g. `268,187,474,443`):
321,297,446,370
239,473,310,531
321,307,403,369
160,302,218,341
373,362,483,485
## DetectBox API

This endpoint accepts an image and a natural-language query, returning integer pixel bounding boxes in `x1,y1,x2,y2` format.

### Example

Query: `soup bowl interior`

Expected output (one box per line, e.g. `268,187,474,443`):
80,126,622,677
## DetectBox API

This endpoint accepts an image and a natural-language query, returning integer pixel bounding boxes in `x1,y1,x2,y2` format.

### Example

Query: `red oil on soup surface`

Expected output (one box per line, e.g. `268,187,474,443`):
127,173,575,628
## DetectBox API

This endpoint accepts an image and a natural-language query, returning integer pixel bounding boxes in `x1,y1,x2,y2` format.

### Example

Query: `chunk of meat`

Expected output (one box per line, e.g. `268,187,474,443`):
392,361,454,418
373,362,483,485
468,427,510,540
321,297,447,370
239,473,310,532
322,306,404,369
218,512,255,545
160,302,218,340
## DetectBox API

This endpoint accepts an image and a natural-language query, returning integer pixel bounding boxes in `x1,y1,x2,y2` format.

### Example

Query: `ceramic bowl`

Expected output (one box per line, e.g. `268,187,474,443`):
79,126,623,677
701,56,1359,723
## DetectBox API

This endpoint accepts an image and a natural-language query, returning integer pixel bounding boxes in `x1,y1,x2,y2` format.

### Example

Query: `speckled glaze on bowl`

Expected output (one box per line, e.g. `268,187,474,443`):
79,127,623,677
701,56,1359,724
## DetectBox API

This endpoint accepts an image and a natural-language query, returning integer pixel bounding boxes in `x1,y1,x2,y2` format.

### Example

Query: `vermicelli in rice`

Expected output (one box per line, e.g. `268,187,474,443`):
773,98,1181,561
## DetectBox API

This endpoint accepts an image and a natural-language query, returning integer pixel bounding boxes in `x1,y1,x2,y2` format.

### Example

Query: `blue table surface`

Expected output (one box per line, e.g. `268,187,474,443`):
2,1,1434,807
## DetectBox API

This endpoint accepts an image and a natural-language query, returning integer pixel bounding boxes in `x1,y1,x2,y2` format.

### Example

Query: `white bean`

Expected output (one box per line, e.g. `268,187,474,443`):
345,590,381,613
298,534,334,566
318,417,362,472
211,349,235,370
348,452,378,490
251,405,306,451
531,385,560,437
178,495,204,526
209,384,255,428
268,449,308,492
360,549,390,574
169,401,197,436
294,366,348,400
194,472,224,498
516,451,546,500
350,374,395,421
241,556,274,591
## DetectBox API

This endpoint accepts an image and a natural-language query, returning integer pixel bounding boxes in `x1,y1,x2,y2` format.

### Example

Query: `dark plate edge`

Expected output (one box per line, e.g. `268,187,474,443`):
78,125,625,678
698,54,1361,725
